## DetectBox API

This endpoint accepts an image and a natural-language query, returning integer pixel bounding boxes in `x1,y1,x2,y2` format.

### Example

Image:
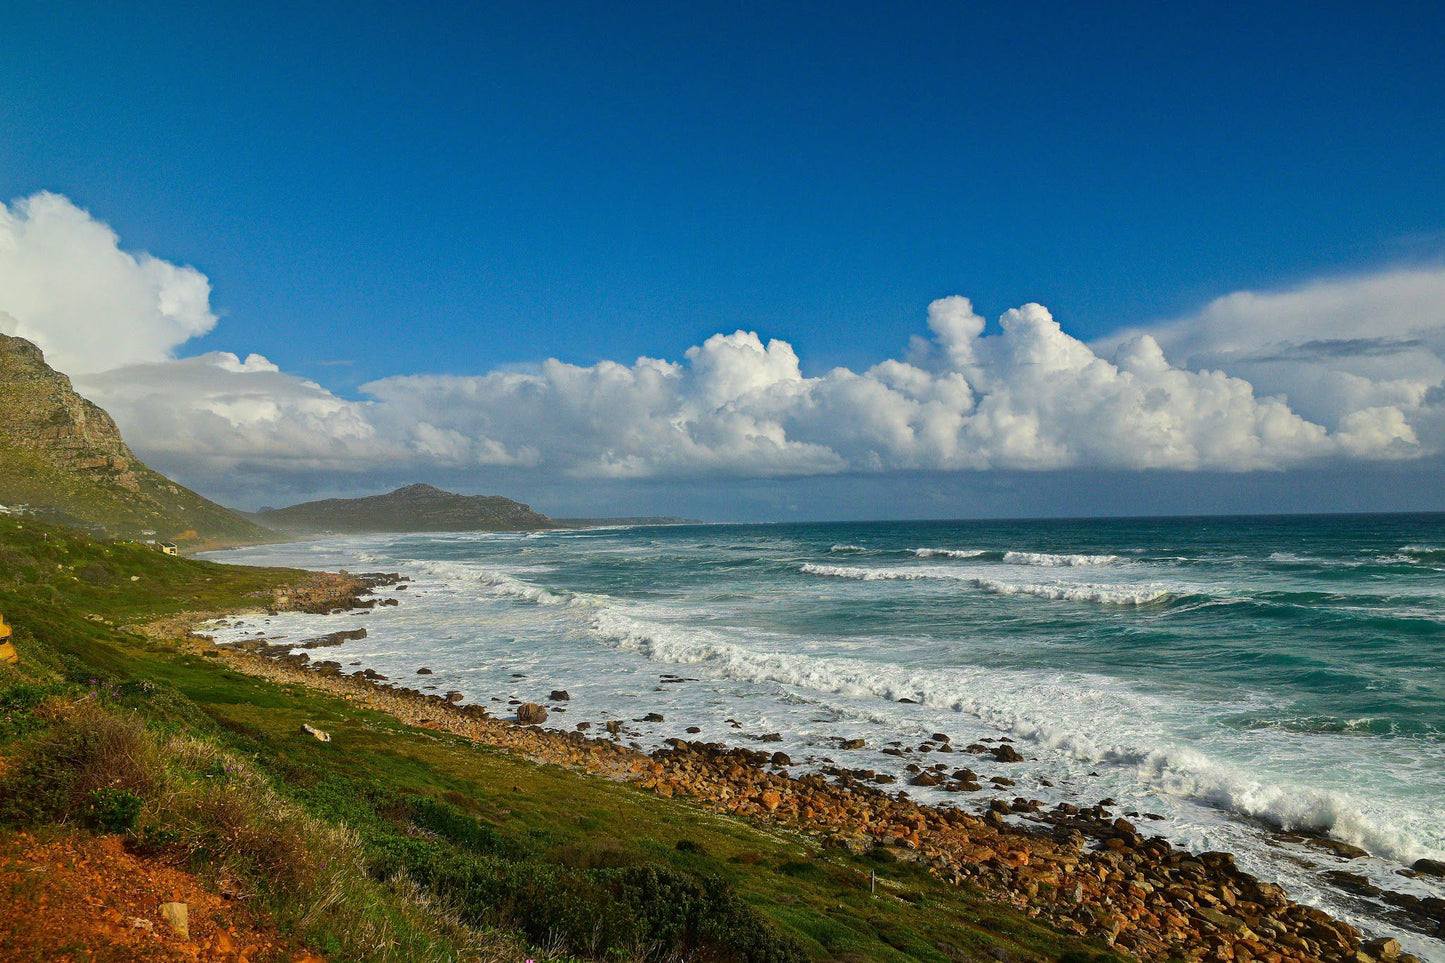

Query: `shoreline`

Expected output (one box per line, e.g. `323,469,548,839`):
153,576,1427,963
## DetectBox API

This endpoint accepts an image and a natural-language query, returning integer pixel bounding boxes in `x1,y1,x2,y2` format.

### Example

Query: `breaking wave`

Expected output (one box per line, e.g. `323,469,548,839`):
800,563,1176,604
588,608,1436,864
912,547,988,559
1003,551,1122,567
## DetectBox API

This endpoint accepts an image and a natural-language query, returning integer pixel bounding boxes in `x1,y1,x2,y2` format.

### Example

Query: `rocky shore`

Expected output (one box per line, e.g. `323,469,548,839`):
160,585,1438,963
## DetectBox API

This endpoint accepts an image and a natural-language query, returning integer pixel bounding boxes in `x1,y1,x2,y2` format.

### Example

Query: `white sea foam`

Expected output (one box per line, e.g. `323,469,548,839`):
403,558,570,605
587,606,1438,865
829,544,868,553
1003,551,1121,567
912,548,987,559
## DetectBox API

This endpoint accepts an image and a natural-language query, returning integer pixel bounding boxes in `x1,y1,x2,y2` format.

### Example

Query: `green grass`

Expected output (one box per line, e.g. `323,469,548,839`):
0,517,1126,962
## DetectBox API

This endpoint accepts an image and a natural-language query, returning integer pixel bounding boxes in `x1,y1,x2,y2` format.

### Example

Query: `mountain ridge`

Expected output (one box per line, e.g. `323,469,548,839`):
254,483,556,533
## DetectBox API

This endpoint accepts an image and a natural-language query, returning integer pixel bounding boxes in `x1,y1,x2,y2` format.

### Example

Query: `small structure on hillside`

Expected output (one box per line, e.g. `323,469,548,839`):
158,542,179,556
0,613,17,665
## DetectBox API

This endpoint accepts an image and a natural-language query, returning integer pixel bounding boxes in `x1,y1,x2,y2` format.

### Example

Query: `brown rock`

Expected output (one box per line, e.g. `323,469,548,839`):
159,901,188,940
550,689,570,701
516,702,548,725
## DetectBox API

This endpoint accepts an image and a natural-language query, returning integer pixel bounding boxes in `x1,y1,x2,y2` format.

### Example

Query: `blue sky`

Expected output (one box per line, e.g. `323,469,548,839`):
2,2,1445,517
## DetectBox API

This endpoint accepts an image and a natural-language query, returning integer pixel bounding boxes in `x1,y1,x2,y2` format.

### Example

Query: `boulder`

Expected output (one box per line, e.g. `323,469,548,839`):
298,723,331,742
992,744,1024,762
1412,857,1445,877
516,702,548,725
416,667,433,675
550,689,570,701
1363,937,1402,960
839,738,865,750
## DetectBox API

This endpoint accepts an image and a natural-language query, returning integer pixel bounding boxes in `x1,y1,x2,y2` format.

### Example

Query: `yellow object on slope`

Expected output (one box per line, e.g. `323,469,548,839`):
0,612,16,664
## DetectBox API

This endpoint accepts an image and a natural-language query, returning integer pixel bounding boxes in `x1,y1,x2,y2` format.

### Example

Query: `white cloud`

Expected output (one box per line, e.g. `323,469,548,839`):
1095,267,1445,432
358,298,1391,480
77,353,382,471
0,192,217,374
5,191,1441,502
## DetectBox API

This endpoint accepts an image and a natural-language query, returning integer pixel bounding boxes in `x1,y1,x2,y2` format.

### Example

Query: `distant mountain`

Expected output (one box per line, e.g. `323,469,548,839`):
0,333,270,546
255,483,556,533
553,516,702,527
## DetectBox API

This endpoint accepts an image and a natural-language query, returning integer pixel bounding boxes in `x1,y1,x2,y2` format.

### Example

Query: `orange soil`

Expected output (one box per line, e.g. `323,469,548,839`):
0,829,322,963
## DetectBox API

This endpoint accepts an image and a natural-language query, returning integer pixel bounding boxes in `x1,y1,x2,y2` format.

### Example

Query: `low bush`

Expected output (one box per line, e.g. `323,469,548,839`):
85,786,143,832
282,775,805,962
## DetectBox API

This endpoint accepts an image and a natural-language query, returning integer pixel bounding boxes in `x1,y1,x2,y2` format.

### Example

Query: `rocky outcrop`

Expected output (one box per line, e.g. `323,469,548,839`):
0,334,141,491
0,334,268,544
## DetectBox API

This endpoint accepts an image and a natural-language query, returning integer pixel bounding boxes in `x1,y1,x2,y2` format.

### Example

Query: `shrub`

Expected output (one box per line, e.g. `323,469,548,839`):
85,786,143,832
0,702,157,825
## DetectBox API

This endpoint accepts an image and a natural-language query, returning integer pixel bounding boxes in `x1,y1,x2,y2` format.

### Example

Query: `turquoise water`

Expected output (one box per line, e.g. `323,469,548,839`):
209,512,1445,953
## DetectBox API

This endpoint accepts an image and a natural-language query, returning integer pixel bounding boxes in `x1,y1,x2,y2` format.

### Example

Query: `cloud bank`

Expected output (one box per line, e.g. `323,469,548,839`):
3,192,1442,509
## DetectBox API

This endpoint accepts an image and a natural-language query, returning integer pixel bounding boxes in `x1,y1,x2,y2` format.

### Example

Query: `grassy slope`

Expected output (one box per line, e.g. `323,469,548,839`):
0,440,271,547
0,518,1121,963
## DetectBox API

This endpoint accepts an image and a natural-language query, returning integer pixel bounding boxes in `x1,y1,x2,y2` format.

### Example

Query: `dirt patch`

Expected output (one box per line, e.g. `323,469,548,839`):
0,828,321,962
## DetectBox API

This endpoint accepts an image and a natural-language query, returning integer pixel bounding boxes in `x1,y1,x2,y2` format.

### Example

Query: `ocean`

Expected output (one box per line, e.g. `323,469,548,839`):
204,513,1445,956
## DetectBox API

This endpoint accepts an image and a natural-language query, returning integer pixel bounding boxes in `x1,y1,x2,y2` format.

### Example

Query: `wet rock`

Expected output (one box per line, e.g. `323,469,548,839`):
992,744,1024,763
757,732,783,742
298,628,368,648
516,702,548,725
930,732,951,743
686,726,701,734
911,772,943,787
839,738,865,750
550,689,570,701
605,720,624,734
416,667,433,674
1413,857,1445,877
575,722,591,731
770,751,792,766
638,712,665,722
1306,837,1370,860
445,691,464,703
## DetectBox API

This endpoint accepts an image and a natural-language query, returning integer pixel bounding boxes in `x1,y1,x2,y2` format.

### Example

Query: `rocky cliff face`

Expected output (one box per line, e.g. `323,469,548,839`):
0,333,268,544
0,333,143,493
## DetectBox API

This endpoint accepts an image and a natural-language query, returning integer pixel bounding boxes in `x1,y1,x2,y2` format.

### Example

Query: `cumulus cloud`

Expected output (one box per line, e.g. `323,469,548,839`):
1096,268,1445,434
4,191,1441,504
0,192,217,374
359,295,1412,481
